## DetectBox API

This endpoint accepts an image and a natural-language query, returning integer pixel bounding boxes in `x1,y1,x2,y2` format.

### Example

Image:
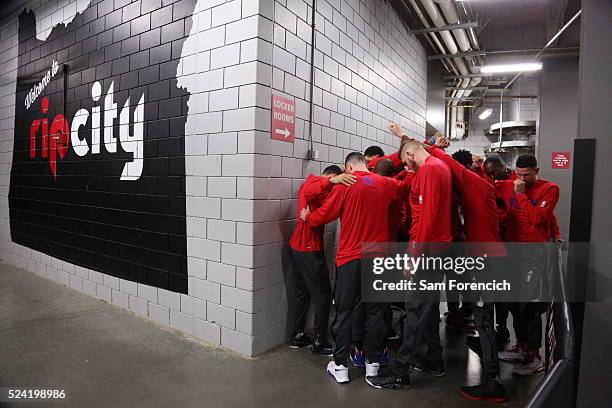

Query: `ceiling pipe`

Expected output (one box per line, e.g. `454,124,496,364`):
396,0,455,74
403,0,452,72
400,0,463,138
403,0,462,112
436,0,483,96
486,46,580,56
403,0,484,137
410,22,478,33
420,0,482,138
418,0,470,139
418,0,471,101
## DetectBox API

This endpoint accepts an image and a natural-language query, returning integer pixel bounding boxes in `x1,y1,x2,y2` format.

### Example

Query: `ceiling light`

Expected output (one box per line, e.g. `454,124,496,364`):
480,62,543,74
478,108,493,120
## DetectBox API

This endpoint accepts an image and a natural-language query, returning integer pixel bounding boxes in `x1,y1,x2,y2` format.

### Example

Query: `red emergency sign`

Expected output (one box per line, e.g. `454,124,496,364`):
551,152,570,169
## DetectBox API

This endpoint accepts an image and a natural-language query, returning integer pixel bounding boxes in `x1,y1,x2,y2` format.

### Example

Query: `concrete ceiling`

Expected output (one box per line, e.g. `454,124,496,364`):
467,0,581,56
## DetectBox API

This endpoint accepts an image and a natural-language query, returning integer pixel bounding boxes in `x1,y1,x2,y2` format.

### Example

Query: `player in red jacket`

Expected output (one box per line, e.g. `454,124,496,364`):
373,158,408,242
300,152,412,384
483,154,563,349
350,158,408,369
364,145,385,162
365,122,411,174
366,139,453,390
288,166,357,353
440,149,474,333
484,154,562,242
495,154,559,376
426,143,508,402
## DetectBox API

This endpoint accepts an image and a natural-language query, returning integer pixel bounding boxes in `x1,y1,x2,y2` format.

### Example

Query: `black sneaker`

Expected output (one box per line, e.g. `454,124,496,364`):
386,327,400,341
466,336,482,351
289,332,312,349
365,372,410,389
308,339,333,355
466,337,483,358
496,325,510,349
459,379,507,403
410,359,446,377
457,305,473,319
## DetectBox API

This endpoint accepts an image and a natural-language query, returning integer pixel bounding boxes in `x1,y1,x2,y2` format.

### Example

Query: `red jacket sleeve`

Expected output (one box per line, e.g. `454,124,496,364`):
306,184,346,227
399,203,407,231
302,176,332,204
549,214,562,240
395,170,408,181
384,171,415,201
513,184,560,226
367,150,403,171
494,180,513,202
428,147,489,196
427,146,471,182
473,163,487,180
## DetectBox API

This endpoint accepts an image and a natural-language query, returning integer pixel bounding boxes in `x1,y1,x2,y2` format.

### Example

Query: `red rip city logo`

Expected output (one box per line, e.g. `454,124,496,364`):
28,80,145,180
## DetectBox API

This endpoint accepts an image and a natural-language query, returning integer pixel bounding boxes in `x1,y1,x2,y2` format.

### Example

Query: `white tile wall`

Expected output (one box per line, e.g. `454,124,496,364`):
0,0,428,357
249,0,427,351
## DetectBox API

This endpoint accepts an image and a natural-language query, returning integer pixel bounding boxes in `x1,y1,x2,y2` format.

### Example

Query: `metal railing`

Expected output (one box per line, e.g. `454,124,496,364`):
526,244,575,408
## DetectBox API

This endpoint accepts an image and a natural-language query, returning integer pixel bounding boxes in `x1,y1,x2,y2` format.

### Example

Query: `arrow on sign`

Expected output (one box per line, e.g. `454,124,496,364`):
275,128,291,138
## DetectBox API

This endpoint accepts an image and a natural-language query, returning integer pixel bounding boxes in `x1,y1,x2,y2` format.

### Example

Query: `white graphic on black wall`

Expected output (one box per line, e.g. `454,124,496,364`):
9,1,197,293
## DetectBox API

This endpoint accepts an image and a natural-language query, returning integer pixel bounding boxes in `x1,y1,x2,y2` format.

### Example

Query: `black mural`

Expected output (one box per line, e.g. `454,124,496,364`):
9,0,198,293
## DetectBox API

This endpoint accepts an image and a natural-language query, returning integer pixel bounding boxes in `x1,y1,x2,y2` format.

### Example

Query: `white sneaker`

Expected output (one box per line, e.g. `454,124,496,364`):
326,361,349,384
365,360,380,377
498,344,527,361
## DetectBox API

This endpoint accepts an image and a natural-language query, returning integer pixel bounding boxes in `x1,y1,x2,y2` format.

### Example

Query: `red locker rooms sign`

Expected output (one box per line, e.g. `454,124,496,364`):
271,94,295,143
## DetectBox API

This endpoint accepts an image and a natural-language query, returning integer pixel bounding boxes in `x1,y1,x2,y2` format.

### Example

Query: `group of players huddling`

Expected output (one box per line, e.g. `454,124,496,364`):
288,123,561,403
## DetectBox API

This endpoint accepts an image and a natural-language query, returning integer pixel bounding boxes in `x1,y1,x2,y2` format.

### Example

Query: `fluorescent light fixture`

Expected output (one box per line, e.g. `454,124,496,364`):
478,108,493,120
480,62,543,74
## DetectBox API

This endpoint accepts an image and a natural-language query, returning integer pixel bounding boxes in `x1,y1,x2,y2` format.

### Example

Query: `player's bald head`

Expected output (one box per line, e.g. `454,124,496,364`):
400,139,424,157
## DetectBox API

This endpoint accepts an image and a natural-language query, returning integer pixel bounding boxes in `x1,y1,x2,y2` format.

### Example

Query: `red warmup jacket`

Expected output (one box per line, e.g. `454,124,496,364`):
477,166,518,187
367,150,404,174
428,147,505,256
395,170,413,240
289,175,333,252
473,163,487,179
306,171,413,267
494,179,560,242
408,155,453,255
549,214,561,240
387,173,411,242
477,170,513,239
387,198,406,242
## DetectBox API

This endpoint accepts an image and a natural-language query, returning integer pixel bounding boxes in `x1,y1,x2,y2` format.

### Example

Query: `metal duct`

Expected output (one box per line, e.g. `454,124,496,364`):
405,0,461,105
435,0,483,138
418,0,481,138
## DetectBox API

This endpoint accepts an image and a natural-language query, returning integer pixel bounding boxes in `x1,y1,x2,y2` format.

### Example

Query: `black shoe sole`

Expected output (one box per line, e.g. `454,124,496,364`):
289,343,309,349
410,365,446,377
459,389,507,403
365,377,410,390
308,346,334,356
289,343,311,350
